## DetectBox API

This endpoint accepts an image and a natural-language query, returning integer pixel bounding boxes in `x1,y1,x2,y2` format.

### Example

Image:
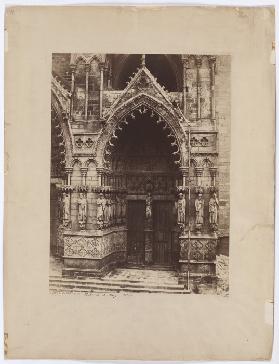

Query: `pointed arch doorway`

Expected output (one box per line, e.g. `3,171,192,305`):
109,106,182,267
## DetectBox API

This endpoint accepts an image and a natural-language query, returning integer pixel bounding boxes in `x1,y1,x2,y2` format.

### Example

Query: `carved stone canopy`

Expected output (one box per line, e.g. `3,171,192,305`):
95,96,188,169
177,186,189,194
195,186,204,195
94,64,190,169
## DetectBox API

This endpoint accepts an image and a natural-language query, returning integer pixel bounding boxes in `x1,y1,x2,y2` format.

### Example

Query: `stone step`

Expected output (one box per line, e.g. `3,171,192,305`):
126,264,175,271
49,276,186,291
103,278,179,286
49,281,190,294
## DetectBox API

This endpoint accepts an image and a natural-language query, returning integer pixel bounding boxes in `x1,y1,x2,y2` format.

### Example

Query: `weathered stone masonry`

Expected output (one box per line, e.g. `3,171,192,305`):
50,54,230,289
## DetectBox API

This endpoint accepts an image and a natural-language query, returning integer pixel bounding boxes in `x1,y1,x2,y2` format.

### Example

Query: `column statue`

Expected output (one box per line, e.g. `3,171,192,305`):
77,193,87,229
62,192,71,222
111,193,116,226
145,193,152,220
97,192,106,229
209,192,219,230
195,193,204,230
107,196,112,227
121,195,127,223
104,194,109,227
116,194,121,224
120,194,126,223
57,192,63,222
177,192,186,225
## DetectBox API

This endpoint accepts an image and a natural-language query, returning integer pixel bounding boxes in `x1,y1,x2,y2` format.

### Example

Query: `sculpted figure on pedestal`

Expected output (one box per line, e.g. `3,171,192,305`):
209,192,219,230
97,192,106,229
107,197,113,226
121,195,126,223
195,193,204,229
145,192,153,228
121,195,127,223
116,194,121,224
111,194,116,225
177,192,186,225
104,194,110,227
146,193,152,220
57,193,63,222
77,193,87,229
62,193,71,222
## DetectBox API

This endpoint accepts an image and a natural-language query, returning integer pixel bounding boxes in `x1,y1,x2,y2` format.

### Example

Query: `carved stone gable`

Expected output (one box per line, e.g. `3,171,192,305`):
103,66,175,118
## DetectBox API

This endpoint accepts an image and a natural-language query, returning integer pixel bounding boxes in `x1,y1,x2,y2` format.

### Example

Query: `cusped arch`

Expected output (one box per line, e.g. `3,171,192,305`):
202,157,214,167
88,54,106,65
71,158,82,168
190,158,198,167
71,54,87,65
85,158,97,168
94,93,188,169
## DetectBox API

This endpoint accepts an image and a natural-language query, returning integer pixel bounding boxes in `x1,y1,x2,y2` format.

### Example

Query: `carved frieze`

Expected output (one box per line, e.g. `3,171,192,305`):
64,231,127,259
190,133,217,153
180,238,217,262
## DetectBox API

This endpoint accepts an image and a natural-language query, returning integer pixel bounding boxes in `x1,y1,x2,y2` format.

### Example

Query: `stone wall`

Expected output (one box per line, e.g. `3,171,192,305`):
215,56,230,239
51,53,231,288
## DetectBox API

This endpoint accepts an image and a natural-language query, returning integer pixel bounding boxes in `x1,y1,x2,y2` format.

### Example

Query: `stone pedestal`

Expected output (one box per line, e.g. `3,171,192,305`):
178,234,217,283
62,226,128,277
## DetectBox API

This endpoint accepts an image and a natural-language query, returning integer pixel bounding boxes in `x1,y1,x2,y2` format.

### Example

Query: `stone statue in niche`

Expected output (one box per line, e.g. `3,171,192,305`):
77,193,87,229
121,195,127,223
145,192,153,227
177,192,186,225
111,194,116,225
209,192,219,230
195,193,204,231
104,194,110,227
57,193,63,222
62,192,71,222
97,192,106,229
107,197,113,226
116,194,121,224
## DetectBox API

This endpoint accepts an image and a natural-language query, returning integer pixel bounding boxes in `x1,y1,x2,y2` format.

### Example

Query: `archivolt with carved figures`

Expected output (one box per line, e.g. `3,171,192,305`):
94,93,188,169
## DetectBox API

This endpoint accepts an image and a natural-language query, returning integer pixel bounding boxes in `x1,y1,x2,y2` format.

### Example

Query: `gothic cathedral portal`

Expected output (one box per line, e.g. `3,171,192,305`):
51,53,230,292
110,108,179,267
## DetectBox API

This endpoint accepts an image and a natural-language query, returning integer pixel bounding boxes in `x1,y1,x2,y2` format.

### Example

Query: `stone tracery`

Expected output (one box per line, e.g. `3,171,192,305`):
96,94,188,169
50,53,230,293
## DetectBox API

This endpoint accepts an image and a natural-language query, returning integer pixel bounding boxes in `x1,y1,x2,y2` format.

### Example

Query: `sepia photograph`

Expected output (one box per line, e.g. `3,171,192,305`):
4,5,275,360
50,53,230,295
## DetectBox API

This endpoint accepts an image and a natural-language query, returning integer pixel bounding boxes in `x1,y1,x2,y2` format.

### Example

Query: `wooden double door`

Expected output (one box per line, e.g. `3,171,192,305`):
127,200,174,266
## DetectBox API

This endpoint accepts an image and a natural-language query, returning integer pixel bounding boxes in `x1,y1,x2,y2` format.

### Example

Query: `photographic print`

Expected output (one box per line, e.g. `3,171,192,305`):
50,53,230,295
5,5,275,360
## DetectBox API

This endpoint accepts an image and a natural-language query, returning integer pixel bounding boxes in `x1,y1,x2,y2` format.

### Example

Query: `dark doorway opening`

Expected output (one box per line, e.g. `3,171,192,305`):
153,200,175,266
127,200,145,265
110,108,181,268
